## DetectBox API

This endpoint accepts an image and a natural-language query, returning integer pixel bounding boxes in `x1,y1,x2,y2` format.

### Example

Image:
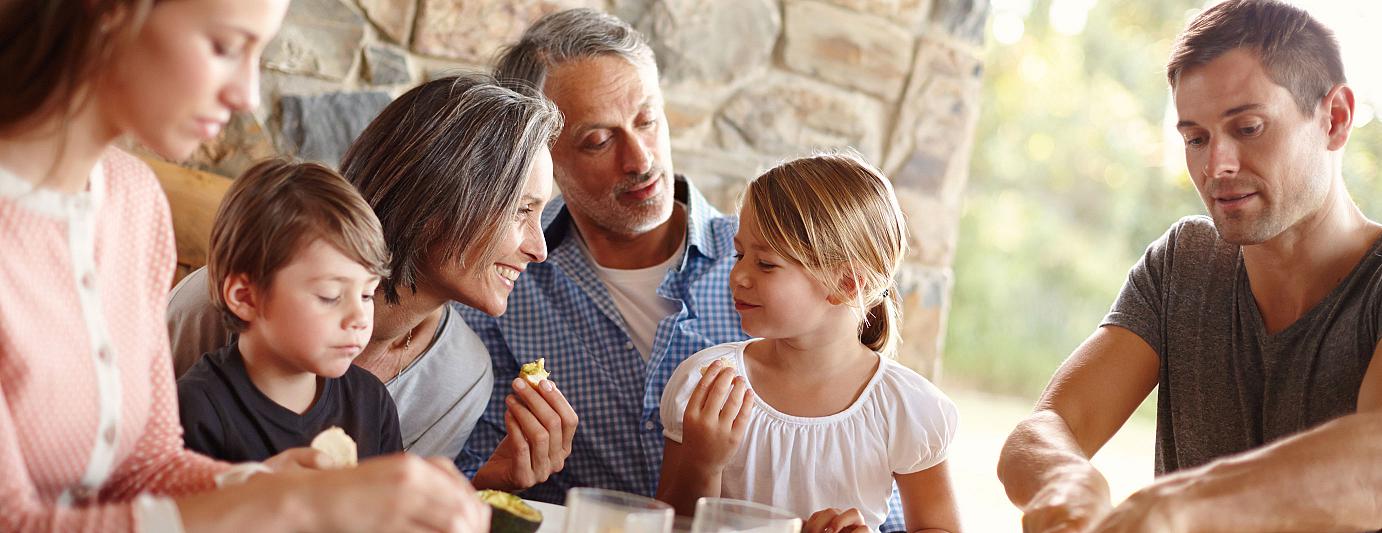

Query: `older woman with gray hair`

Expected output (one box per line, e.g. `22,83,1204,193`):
165,73,579,492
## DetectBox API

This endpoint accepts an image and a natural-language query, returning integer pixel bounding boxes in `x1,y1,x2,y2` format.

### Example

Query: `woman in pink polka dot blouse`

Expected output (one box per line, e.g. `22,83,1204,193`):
0,1,490,531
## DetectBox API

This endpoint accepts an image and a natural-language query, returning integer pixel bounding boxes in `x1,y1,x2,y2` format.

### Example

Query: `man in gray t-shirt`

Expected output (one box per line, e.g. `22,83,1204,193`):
1107,216,1382,474
997,1,1382,531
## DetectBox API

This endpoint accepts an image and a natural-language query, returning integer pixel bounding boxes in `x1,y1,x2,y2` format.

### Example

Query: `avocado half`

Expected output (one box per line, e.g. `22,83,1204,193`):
477,489,543,533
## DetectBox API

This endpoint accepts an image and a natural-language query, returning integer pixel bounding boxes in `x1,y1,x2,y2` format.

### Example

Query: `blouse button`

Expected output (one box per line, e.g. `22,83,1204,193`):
102,424,117,445
81,272,95,290
643,420,656,431
97,345,112,363
72,484,96,502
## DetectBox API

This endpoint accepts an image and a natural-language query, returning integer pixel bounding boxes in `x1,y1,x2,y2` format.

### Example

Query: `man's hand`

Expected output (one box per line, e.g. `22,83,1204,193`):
1085,486,1184,533
681,360,753,470
472,376,579,491
997,327,1160,533
803,507,868,533
1019,463,1113,533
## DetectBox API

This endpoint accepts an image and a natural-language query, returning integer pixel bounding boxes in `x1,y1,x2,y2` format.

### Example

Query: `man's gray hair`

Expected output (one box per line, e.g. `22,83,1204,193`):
494,8,657,91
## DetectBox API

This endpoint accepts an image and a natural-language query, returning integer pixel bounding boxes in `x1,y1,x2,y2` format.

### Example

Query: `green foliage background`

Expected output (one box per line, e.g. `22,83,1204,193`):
945,0,1382,398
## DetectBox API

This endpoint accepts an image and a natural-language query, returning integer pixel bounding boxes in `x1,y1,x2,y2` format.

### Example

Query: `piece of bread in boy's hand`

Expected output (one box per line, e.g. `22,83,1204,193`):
310,426,358,468
699,355,737,376
519,358,550,385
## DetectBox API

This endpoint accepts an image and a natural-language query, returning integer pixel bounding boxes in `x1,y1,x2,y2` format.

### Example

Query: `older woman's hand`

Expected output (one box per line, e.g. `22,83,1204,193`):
472,377,579,491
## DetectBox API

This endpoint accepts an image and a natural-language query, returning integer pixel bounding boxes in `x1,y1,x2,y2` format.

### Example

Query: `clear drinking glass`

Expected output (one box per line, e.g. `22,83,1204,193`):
690,498,802,533
563,487,675,533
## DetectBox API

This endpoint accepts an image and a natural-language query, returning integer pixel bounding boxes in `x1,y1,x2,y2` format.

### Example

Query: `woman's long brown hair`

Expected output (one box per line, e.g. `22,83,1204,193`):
0,1,153,134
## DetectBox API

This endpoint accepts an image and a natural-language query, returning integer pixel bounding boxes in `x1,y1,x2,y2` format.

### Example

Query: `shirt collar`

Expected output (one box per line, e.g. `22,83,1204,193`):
0,151,106,220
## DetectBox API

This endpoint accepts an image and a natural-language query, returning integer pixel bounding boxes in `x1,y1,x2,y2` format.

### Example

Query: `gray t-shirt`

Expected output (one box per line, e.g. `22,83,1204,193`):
1103,216,1382,474
166,267,493,459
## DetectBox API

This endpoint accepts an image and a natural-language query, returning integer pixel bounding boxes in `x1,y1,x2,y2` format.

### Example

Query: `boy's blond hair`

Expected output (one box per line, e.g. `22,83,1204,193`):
744,151,908,357
207,158,390,331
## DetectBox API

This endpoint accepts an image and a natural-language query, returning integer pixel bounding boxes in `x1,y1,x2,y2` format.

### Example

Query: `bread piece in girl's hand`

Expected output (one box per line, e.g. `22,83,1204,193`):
519,358,550,385
310,426,357,468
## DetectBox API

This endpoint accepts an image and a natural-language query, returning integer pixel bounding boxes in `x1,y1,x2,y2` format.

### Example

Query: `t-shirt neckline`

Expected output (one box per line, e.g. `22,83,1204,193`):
735,339,887,425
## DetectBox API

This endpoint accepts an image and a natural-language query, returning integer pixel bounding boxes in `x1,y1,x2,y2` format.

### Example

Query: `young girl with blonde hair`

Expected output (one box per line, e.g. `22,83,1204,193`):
657,152,961,533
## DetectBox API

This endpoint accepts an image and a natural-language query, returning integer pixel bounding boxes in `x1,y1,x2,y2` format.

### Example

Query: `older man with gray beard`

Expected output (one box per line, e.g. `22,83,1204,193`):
454,7,743,500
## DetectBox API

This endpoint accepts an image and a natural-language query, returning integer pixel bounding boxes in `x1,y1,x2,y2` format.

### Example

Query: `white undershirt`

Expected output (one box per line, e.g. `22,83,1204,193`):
579,234,685,361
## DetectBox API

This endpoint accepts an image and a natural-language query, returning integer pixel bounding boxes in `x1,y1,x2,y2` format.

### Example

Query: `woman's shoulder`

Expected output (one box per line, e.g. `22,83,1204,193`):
99,147,161,197
431,305,490,363
97,147,172,243
396,306,492,389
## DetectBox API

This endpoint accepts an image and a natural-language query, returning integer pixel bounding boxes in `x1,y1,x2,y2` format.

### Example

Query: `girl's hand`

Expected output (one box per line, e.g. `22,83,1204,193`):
473,377,579,491
681,360,753,470
803,507,869,533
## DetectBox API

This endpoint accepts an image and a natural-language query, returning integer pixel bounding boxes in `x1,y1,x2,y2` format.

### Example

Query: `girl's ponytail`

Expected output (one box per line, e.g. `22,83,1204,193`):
860,283,902,357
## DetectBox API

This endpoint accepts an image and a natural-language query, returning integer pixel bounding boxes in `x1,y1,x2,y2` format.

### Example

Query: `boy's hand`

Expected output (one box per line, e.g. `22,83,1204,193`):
681,360,753,470
803,508,868,533
264,446,333,472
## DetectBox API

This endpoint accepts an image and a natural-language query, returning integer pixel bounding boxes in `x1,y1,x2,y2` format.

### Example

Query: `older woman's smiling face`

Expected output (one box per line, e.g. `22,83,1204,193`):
431,146,554,316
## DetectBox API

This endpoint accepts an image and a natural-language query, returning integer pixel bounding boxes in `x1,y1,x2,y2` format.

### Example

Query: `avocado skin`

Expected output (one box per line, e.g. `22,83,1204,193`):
478,490,542,533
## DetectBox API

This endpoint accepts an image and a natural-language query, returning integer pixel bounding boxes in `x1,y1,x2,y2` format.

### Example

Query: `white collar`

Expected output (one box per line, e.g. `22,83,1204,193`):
0,154,106,220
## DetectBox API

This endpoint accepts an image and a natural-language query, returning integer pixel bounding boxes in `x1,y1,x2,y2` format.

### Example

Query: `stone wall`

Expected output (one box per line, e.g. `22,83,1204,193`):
179,0,989,378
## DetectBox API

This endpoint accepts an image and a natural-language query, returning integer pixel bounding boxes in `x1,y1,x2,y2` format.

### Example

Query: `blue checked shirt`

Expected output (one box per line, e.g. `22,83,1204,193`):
456,176,746,502
455,177,906,532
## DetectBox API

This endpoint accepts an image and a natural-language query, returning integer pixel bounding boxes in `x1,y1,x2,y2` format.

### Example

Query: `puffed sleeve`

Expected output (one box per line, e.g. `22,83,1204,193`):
887,366,959,475
660,344,737,443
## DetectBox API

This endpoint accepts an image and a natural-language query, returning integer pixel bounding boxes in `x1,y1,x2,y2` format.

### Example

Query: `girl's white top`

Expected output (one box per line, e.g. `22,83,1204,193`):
660,340,959,529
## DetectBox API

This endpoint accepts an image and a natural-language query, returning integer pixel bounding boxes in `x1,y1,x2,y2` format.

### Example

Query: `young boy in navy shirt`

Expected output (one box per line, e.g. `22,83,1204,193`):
178,159,400,463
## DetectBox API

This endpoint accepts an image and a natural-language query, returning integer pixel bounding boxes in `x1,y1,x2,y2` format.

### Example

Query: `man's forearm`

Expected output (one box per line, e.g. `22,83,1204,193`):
1133,412,1382,532
997,409,1110,508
